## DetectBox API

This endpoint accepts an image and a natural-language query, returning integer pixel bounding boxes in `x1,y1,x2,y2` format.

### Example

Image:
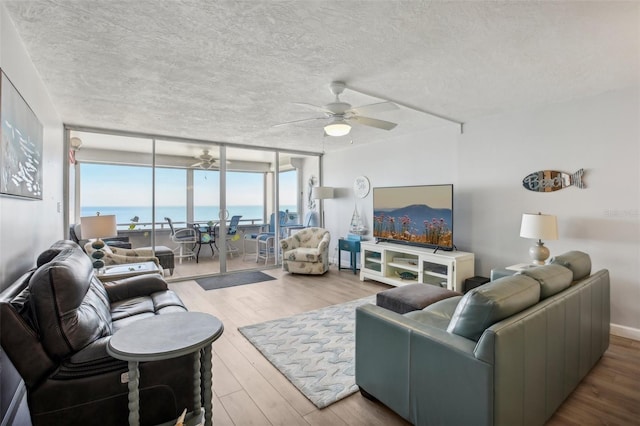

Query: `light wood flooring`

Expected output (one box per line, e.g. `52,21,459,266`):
169,266,640,426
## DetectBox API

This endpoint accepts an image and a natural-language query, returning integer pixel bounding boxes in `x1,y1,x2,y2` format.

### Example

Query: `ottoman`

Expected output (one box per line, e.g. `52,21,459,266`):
377,284,462,314
138,246,175,276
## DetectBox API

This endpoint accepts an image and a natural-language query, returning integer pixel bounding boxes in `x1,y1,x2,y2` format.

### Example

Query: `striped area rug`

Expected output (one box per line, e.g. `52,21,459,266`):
238,295,376,408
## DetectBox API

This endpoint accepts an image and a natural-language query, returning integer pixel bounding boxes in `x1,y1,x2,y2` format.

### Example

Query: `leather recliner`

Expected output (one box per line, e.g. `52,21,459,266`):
0,240,196,426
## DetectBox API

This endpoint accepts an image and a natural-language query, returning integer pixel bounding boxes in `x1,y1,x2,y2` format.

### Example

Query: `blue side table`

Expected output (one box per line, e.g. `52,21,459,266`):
338,238,361,274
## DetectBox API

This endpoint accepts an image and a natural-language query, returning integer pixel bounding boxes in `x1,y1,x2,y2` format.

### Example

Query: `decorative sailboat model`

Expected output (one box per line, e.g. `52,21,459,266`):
349,205,367,235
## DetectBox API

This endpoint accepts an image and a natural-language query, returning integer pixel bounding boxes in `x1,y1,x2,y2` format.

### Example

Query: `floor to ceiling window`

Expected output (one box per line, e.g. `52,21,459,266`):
67,127,320,280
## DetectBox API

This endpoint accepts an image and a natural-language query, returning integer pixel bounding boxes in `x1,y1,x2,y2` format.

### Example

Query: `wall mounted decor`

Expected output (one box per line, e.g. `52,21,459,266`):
522,168,585,192
0,69,44,199
353,175,370,198
307,176,317,210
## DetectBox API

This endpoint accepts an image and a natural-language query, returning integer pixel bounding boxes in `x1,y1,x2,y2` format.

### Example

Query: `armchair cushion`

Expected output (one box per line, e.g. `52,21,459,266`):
283,247,322,262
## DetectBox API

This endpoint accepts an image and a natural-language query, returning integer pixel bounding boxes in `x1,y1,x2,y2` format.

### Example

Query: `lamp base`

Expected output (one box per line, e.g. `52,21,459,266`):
91,238,106,271
528,240,550,265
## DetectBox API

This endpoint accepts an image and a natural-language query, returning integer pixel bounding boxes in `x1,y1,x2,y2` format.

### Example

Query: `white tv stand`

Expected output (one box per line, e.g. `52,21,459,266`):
359,241,474,293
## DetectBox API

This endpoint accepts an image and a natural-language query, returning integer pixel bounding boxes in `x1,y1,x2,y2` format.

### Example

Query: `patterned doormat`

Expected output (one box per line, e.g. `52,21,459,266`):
238,295,376,408
196,271,275,290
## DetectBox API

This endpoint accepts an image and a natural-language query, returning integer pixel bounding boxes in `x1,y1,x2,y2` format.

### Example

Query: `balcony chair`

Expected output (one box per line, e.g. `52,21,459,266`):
280,227,331,275
165,217,197,263
282,211,319,236
217,215,242,257
243,211,287,264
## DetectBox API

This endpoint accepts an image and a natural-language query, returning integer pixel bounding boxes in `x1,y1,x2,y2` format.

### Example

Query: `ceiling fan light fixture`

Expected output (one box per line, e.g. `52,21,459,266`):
324,120,351,137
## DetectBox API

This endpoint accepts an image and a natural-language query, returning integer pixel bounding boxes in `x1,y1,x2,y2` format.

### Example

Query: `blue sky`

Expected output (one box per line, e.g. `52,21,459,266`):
81,164,297,207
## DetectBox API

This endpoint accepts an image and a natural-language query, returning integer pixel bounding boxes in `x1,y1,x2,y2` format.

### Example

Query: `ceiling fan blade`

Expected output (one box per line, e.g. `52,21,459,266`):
292,102,332,113
348,101,399,116
349,115,398,131
191,161,204,167
272,116,327,128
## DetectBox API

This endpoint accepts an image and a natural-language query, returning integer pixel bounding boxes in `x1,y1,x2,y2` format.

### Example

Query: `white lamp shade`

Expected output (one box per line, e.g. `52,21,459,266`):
81,215,117,240
520,213,558,240
311,186,334,200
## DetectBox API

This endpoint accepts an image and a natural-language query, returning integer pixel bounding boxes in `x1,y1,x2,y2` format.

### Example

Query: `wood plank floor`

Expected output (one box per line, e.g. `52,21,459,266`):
169,266,640,426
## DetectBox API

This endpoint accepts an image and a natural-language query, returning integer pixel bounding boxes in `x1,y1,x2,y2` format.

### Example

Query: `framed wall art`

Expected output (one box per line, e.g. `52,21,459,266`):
0,69,43,199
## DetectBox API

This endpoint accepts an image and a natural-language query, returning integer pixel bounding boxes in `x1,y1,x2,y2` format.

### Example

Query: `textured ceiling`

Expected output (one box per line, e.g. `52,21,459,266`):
3,1,639,154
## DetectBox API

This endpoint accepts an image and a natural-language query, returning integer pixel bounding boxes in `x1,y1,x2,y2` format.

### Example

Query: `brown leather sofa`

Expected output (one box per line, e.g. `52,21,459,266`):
0,240,195,426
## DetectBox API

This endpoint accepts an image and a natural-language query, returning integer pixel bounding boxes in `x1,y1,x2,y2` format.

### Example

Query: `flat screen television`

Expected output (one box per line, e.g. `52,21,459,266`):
373,184,454,250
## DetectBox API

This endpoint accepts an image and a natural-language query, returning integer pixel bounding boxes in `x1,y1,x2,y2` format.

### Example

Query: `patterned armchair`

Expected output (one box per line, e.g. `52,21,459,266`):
84,242,160,267
280,227,330,275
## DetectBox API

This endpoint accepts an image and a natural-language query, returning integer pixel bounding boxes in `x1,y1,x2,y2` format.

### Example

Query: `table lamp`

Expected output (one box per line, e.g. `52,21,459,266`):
81,213,117,270
312,186,334,228
520,212,558,265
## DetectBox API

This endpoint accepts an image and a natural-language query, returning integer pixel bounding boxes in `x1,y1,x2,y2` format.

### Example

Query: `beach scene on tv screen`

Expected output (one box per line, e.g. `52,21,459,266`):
373,185,453,248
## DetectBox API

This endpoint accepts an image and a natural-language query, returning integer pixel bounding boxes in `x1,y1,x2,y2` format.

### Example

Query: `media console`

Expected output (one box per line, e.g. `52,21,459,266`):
359,241,474,293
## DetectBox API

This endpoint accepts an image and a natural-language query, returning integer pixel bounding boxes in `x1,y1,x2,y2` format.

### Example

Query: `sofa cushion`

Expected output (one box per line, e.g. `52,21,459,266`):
550,251,591,281
29,246,113,360
404,296,463,329
519,264,573,299
447,274,540,341
110,290,186,332
284,247,321,262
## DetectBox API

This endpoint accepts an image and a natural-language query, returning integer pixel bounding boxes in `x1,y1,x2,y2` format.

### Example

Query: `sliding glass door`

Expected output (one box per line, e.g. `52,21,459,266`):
66,127,320,280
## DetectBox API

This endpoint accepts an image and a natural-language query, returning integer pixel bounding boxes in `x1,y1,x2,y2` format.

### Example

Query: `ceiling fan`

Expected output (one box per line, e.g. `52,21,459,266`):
274,81,399,137
191,150,220,169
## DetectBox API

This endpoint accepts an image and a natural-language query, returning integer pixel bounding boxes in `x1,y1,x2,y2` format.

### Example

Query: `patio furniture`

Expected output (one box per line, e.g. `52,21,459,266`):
192,223,217,263
219,215,242,257
243,211,286,264
165,217,197,263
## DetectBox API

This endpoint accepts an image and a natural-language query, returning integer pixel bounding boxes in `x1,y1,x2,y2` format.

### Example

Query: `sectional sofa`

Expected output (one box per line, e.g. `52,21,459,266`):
355,251,610,426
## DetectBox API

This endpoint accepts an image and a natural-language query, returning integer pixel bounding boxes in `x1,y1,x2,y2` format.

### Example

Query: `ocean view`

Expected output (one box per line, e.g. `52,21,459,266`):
81,205,297,228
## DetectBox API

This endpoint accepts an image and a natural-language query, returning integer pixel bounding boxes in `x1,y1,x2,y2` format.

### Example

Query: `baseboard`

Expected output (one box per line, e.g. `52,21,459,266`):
610,323,640,341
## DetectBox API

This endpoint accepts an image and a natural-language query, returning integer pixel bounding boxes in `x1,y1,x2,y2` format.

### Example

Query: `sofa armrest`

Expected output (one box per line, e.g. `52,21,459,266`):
103,274,169,302
279,234,299,250
355,304,493,426
1,302,57,387
318,232,330,253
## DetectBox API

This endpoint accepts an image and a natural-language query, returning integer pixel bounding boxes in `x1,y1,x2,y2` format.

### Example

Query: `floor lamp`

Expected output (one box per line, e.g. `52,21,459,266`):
311,186,334,228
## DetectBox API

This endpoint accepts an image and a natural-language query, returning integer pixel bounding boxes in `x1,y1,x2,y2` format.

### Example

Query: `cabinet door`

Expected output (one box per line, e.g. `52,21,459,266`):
362,247,383,275
422,258,453,289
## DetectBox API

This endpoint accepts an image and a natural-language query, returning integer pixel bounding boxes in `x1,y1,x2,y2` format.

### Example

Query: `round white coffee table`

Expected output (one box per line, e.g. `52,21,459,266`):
107,312,224,426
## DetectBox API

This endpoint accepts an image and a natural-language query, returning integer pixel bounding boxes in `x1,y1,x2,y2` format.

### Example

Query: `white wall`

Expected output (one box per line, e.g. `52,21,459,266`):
0,5,63,288
323,88,640,338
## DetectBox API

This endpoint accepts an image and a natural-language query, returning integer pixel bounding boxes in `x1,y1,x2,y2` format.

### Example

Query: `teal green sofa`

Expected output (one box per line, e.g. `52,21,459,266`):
355,251,610,426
